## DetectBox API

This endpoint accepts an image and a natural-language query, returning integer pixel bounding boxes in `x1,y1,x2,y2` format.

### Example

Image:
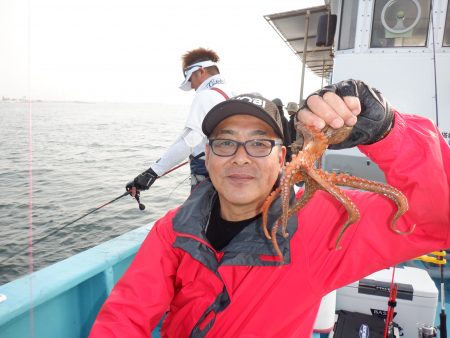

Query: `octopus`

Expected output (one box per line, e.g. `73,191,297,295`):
261,123,415,261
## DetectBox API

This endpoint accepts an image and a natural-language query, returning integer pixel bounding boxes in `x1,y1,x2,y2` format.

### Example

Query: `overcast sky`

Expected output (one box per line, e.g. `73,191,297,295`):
1,0,324,105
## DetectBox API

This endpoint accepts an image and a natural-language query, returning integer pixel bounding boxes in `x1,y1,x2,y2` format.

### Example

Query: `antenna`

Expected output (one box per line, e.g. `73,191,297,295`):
430,0,439,126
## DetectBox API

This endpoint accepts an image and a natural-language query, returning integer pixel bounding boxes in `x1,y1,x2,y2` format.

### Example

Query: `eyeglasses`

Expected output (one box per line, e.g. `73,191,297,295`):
209,139,283,158
183,65,201,77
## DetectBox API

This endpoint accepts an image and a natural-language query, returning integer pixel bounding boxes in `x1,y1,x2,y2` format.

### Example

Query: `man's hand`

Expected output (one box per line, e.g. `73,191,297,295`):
297,79,394,149
126,168,158,196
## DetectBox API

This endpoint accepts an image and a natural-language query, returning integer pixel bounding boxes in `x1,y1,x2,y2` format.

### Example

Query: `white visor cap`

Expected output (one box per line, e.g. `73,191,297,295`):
179,60,218,91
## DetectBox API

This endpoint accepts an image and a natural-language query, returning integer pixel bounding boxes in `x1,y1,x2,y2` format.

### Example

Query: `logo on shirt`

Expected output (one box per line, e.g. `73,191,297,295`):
205,78,225,88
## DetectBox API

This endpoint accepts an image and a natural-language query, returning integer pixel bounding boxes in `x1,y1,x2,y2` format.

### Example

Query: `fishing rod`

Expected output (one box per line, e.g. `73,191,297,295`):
439,251,447,338
0,153,204,266
0,191,131,266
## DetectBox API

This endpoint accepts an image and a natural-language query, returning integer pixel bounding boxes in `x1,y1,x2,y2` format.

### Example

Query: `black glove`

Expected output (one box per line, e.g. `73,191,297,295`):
306,79,394,149
126,168,158,191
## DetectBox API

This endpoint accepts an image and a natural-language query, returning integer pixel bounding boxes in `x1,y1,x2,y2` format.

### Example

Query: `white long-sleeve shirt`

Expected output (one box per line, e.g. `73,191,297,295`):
151,75,234,176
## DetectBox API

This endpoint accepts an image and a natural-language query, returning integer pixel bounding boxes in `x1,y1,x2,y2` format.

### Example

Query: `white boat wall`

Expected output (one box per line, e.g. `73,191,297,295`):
1,1,449,337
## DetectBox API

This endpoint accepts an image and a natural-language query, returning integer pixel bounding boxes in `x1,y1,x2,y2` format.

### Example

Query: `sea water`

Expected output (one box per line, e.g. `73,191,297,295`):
0,101,191,285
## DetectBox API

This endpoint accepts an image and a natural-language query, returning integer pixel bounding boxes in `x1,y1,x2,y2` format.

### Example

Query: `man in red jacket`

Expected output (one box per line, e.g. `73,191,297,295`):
90,80,450,337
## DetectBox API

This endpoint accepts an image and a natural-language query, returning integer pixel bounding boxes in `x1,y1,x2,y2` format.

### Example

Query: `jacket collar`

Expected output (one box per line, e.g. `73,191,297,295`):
172,180,298,267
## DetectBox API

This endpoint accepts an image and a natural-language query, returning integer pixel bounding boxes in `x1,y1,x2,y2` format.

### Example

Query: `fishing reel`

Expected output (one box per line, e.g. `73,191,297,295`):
133,191,146,210
418,324,437,338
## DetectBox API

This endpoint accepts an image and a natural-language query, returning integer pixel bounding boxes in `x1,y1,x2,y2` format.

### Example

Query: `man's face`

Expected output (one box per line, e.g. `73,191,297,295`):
205,114,286,219
189,68,203,90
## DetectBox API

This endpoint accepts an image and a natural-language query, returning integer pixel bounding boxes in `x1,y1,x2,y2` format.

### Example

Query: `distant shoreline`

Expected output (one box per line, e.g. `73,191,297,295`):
1,98,93,104
0,99,189,106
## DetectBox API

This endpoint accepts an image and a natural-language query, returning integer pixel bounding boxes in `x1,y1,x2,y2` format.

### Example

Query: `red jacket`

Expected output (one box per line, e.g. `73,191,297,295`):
90,113,450,337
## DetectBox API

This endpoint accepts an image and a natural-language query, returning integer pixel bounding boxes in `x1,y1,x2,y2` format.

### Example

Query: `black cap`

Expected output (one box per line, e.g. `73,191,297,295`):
202,93,284,139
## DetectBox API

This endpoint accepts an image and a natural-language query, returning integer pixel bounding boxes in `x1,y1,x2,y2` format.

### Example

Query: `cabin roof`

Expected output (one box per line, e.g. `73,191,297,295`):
264,5,333,78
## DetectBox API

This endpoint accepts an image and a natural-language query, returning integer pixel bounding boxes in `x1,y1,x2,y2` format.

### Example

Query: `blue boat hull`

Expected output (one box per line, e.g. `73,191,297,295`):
0,225,147,338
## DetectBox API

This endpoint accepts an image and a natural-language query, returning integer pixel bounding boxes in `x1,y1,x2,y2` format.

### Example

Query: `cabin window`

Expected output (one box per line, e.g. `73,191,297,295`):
444,1,450,46
338,0,359,50
370,0,430,48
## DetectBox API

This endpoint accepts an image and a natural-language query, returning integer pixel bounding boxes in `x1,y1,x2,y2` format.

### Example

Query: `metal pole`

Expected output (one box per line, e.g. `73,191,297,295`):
299,10,310,104
321,60,325,88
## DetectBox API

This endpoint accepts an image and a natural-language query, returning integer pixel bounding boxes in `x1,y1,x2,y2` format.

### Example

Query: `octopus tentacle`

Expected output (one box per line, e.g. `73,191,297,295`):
280,176,318,238
279,171,294,238
261,187,281,239
330,172,415,235
391,222,416,235
271,220,283,260
279,162,306,238
271,181,316,261
307,168,361,249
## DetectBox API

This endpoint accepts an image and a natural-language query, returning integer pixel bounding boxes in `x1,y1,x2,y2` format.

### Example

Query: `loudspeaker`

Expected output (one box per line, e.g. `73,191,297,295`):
316,14,337,47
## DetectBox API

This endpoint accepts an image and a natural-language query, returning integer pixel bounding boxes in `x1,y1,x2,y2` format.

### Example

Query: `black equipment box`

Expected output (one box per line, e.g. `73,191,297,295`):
329,310,400,338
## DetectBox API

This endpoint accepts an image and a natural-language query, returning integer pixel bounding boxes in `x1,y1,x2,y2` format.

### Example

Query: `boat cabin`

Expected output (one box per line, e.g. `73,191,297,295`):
265,0,450,180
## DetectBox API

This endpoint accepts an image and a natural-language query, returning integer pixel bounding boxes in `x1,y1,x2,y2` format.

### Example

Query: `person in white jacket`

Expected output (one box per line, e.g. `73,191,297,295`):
126,47,234,193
